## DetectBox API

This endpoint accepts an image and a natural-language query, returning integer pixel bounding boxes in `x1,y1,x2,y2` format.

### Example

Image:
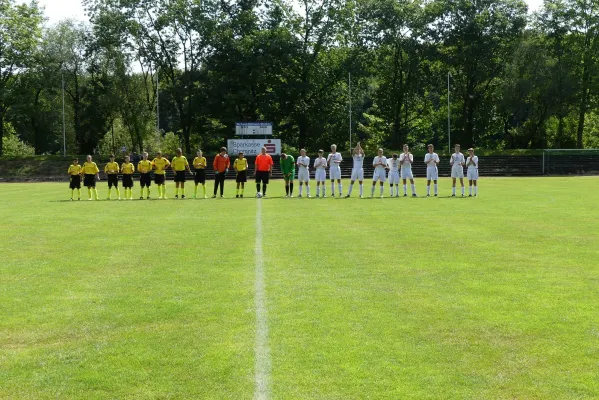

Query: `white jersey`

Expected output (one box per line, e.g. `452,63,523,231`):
373,156,387,170
466,156,478,169
387,158,400,172
296,156,310,170
399,153,413,169
327,153,342,169
352,154,364,170
425,153,440,167
450,152,465,167
314,157,327,170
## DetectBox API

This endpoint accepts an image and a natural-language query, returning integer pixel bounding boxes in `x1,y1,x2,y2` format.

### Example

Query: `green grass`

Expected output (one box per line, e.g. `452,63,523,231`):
1,178,598,399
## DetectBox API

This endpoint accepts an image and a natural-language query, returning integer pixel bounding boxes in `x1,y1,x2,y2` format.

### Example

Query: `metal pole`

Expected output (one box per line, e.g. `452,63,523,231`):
62,71,66,156
349,72,352,151
156,70,160,132
448,72,451,155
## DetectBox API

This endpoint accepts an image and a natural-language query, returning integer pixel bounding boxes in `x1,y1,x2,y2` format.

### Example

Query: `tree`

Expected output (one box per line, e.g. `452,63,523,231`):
0,0,43,155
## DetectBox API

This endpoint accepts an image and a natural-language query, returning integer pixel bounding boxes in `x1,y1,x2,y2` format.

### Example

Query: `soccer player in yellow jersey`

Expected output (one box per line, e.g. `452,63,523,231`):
121,155,135,200
172,148,192,199
67,158,82,200
104,154,121,200
138,152,152,199
82,155,100,200
192,150,207,199
152,151,171,199
234,152,248,198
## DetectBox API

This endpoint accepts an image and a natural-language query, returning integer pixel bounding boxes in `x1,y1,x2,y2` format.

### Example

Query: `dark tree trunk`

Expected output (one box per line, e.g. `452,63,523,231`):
0,107,4,156
298,115,307,149
577,65,590,149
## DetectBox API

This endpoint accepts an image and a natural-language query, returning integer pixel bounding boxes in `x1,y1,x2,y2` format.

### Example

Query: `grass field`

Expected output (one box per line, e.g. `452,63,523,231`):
1,178,598,399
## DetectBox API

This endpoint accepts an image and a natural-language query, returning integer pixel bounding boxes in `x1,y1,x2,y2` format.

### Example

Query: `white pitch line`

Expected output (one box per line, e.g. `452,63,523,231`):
254,199,271,400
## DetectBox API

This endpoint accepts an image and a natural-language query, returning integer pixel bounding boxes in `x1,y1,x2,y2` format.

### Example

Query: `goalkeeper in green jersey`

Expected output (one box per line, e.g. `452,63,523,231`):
280,153,296,197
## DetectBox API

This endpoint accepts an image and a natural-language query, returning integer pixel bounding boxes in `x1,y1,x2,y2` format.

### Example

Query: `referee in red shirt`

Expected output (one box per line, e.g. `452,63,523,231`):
255,147,274,197
212,147,230,198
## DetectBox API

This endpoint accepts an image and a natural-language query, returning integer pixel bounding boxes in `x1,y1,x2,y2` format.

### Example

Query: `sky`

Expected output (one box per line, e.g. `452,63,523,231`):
34,0,545,24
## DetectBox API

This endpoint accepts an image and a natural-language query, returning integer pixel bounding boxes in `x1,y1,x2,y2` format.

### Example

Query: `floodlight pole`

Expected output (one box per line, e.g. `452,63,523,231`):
62,71,66,156
349,72,352,151
448,72,451,155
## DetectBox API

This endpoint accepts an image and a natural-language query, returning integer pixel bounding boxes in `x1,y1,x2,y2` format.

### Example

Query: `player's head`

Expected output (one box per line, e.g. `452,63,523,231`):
318,149,324,157
86,155,92,162
157,151,162,158
427,144,434,153
176,148,182,156
125,155,130,163
468,148,474,155
261,147,267,155
403,144,409,152
143,152,148,160
392,153,398,159
454,144,460,152
378,148,383,156
109,154,115,161
197,150,202,157
220,147,227,155
238,151,244,159
281,153,287,159
73,158,78,165
300,148,306,156
331,144,337,152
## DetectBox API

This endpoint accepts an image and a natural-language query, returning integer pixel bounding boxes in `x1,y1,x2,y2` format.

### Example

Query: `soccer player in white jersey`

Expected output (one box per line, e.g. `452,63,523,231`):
387,154,400,197
327,144,343,197
296,148,311,197
400,144,417,197
346,142,365,198
314,150,328,197
371,148,387,198
424,144,440,197
466,147,479,197
450,144,466,197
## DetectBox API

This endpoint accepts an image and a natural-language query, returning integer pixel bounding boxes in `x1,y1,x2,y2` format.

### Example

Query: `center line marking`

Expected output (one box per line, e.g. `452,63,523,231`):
254,199,271,400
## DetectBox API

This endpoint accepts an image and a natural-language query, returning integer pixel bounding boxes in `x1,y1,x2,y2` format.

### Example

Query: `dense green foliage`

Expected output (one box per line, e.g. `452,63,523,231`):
0,0,597,155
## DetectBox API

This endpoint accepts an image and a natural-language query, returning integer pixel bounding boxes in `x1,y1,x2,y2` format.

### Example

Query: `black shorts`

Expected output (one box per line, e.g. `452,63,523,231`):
122,174,134,188
69,175,81,189
84,174,96,188
155,174,165,185
140,173,152,187
256,171,270,185
236,170,247,183
107,174,119,188
175,171,186,183
194,169,205,184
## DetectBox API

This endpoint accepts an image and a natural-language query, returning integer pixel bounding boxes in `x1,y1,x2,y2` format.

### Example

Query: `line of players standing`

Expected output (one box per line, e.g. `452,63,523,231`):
281,142,479,198
66,143,479,200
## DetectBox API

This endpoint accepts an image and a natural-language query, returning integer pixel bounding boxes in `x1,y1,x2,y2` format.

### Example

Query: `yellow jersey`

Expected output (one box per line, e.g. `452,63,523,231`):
152,157,170,175
234,158,248,172
104,161,120,174
138,160,152,174
171,155,189,171
193,156,206,170
68,164,82,175
121,162,135,174
82,161,99,175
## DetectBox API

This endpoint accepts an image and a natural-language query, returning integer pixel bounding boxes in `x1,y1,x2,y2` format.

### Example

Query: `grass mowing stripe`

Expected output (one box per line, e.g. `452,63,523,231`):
254,199,271,400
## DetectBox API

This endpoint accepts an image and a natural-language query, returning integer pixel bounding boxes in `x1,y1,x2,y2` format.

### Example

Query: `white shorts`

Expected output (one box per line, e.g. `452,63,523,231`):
298,169,310,182
388,171,400,184
329,167,341,180
373,168,386,182
350,168,364,181
467,168,479,180
451,166,465,179
400,168,413,180
427,167,438,181
315,169,326,182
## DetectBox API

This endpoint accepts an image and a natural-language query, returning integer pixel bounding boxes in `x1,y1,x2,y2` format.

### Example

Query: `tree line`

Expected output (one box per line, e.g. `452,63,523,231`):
0,0,597,156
